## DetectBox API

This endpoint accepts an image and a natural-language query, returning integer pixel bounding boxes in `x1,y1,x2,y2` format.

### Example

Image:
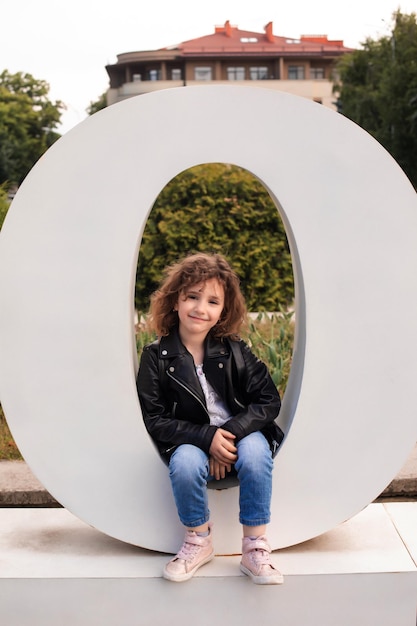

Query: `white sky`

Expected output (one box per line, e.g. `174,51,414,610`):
2,0,417,134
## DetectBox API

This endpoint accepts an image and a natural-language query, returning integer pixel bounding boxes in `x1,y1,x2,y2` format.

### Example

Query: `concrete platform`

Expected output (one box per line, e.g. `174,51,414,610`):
382,443,417,499
0,503,416,625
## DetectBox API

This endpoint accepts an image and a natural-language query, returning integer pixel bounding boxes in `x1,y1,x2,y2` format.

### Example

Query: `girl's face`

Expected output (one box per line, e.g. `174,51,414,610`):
175,278,225,341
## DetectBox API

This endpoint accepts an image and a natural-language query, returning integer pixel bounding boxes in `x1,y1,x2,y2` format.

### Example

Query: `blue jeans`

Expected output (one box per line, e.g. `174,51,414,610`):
168,431,273,528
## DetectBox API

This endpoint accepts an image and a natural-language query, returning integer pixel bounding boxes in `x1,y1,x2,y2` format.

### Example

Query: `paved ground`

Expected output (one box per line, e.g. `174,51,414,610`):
0,444,416,506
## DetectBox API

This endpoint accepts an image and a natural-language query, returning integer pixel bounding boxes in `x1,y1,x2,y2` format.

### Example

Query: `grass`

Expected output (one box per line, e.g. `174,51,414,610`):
0,404,22,460
1,312,294,461
242,310,294,396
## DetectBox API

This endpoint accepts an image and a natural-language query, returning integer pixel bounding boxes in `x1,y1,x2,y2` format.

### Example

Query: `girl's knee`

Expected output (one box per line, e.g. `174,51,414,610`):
169,444,209,482
236,432,272,471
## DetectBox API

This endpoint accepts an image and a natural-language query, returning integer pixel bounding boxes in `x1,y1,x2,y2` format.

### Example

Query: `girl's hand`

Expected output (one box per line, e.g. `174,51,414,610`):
209,456,232,480
209,428,237,465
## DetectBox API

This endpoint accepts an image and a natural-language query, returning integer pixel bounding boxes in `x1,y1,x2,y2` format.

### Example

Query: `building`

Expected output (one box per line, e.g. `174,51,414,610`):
106,21,353,110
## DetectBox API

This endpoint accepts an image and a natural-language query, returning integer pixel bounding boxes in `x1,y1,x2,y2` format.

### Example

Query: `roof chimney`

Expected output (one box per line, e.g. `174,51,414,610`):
224,20,232,37
264,22,274,43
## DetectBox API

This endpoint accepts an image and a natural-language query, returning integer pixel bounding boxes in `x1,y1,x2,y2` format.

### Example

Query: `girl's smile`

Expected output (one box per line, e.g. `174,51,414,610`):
175,278,225,341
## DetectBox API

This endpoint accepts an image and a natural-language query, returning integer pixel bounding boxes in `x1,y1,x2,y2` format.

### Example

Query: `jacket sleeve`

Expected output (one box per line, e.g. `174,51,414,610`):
136,345,218,455
221,340,281,441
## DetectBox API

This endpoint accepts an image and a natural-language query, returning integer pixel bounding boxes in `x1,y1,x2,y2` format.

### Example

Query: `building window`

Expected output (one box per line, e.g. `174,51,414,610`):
148,69,160,81
240,37,258,43
171,69,182,80
250,66,268,80
288,65,305,80
194,67,212,80
310,68,325,79
227,67,245,80
132,74,142,82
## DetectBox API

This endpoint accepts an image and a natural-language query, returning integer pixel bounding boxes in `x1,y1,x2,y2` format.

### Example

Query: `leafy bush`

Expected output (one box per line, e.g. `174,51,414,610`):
136,163,294,312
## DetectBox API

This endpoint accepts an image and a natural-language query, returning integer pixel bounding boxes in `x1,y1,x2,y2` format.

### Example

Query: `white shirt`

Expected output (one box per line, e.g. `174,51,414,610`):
195,364,232,427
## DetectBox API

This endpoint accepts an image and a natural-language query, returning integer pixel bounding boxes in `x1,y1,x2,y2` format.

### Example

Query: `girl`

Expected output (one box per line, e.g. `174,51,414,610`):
136,252,284,584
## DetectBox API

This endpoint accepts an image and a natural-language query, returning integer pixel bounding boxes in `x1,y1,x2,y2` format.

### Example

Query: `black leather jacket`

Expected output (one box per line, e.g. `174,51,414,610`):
136,327,284,463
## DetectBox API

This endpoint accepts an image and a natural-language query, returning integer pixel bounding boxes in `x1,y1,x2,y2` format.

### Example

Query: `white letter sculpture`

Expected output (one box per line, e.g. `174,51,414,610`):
1,86,417,554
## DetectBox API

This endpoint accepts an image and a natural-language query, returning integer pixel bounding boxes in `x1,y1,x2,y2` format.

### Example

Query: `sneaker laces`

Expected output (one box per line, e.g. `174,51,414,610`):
175,535,206,563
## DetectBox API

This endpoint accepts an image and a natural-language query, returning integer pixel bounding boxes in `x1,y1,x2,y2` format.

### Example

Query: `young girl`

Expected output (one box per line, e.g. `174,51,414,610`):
136,252,284,584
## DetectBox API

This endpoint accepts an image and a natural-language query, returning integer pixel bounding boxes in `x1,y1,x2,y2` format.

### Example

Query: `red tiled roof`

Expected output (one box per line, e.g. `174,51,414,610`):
161,21,352,55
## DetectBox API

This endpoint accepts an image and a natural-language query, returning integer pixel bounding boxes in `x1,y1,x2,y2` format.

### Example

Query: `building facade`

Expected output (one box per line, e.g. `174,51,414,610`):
106,21,353,110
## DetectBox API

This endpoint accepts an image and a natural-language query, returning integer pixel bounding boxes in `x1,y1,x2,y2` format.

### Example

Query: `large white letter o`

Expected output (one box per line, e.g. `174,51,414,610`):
1,86,417,554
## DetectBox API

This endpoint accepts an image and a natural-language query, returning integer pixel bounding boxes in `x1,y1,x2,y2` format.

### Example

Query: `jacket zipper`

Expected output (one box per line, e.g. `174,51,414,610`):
166,370,209,418
234,397,246,409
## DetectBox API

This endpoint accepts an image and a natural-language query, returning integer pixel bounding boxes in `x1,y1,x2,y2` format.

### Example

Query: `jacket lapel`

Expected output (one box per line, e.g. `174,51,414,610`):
158,329,231,407
159,331,205,404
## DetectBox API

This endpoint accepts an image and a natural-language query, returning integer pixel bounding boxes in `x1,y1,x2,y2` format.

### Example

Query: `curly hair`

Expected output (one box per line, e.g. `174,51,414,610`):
148,253,247,338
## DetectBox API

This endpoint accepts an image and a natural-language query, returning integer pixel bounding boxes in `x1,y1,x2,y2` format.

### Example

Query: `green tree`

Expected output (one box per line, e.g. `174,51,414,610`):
0,70,64,185
86,91,107,116
335,11,417,187
136,164,294,312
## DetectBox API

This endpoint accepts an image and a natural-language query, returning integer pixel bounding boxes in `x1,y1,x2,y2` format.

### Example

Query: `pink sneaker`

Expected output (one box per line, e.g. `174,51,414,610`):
163,525,214,582
240,536,284,585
